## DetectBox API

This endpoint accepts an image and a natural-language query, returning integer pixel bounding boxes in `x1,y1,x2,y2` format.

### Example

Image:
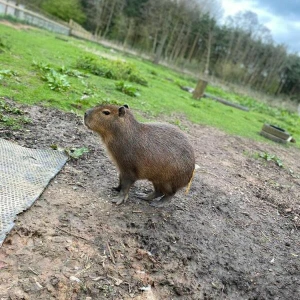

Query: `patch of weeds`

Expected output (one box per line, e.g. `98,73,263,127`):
0,99,31,129
100,99,124,107
51,145,89,159
170,119,189,131
19,116,32,124
174,79,184,87
0,36,11,52
81,81,97,97
42,69,70,91
76,54,148,86
128,73,148,86
0,100,23,114
191,102,201,108
98,284,115,297
32,61,52,72
0,114,19,128
0,69,18,80
256,151,283,167
115,81,140,97
32,62,70,91
76,55,116,78
149,70,158,76
58,66,87,78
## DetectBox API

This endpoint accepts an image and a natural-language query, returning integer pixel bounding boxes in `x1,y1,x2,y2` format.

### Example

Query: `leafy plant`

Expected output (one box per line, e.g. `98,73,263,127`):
32,61,52,72
33,61,71,91
51,145,89,159
19,116,33,124
76,54,148,86
0,69,18,80
149,70,158,76
0,100,23,114
0,37,11,52
65,147,89,159
128,73,148,86
58,66,86,78
0,114,18,128
258,151,283,167
0,100,31,129
42,69,70,91
115,81,140,97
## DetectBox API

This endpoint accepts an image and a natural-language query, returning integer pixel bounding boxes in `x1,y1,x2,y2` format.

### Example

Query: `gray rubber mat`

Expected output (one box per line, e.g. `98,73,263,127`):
0,138,68,246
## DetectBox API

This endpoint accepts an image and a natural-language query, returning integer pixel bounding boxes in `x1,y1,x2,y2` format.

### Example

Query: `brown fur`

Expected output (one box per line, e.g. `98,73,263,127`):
84,104,195,206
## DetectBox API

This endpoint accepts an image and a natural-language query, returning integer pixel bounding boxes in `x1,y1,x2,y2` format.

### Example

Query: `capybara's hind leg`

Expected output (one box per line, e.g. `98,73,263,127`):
113,175,122,192
135,183,164,201
150,194,175,207
150,183,175,207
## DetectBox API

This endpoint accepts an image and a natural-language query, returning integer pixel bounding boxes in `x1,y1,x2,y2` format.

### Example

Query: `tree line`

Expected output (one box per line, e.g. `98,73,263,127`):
21,0,300,102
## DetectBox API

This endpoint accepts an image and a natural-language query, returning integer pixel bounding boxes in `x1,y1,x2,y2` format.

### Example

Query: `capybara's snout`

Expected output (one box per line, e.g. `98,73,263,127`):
84,108,93,127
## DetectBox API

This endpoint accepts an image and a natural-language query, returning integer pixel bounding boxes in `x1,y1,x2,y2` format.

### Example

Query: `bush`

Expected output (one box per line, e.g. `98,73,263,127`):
0,69,18,80
42,69,70,91
32,61,71,91
76,54,148,86
115,81,140,97
0,36,11,52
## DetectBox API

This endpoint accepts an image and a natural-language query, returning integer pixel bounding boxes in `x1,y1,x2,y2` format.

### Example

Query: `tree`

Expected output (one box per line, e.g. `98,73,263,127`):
280,54,300,100
25,0,299,100
42,0,86,24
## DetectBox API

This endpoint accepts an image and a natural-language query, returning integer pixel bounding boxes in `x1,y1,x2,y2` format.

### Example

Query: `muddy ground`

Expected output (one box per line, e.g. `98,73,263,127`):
0,99,299,300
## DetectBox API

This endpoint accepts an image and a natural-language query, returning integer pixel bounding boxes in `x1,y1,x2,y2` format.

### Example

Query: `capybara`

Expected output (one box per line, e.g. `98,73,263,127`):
84,104,195,207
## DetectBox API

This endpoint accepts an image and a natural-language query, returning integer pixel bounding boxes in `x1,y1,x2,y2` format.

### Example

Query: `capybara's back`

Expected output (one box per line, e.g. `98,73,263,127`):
84,104,195,207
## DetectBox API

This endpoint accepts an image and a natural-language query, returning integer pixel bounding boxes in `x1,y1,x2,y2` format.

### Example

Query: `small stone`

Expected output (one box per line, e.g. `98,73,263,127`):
50,277,59,286
70,276,81,283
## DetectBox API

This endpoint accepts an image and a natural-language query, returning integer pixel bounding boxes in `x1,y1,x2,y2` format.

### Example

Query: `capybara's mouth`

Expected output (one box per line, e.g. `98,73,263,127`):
83,118,91,130
83,112,91,129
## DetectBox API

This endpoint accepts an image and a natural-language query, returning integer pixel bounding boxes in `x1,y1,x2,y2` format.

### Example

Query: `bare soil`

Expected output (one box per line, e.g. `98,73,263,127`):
0,100,300,300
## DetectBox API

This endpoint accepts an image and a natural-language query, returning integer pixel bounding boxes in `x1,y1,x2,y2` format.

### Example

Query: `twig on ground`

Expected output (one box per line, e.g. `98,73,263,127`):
199,169,219,178
106,241,116,264
28,267,39,275
56,227,90,241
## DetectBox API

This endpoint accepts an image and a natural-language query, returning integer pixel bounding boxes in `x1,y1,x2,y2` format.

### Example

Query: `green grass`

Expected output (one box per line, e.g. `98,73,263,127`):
0,23,299,147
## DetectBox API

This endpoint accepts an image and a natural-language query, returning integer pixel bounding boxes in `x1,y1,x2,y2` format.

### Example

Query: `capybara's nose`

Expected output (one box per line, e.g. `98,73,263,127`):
84,109,92,119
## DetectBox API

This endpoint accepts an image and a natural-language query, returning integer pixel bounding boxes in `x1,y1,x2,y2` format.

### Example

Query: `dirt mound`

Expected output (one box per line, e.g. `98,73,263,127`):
0,100,299,299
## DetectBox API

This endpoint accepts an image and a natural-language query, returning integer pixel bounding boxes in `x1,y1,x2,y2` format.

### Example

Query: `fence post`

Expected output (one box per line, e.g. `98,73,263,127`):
192,79,208,100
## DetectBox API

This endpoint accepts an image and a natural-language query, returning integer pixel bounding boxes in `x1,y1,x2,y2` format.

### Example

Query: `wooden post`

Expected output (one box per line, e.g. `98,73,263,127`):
192,79,208,100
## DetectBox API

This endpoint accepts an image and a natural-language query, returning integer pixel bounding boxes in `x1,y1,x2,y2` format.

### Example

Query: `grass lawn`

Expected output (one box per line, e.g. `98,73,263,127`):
0,23,299,146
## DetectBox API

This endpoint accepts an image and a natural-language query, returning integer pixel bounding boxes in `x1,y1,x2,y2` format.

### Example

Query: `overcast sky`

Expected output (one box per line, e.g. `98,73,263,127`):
221,0,300,53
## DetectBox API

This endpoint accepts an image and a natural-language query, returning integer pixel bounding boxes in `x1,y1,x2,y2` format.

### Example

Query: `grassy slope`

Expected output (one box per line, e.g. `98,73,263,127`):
0,24,299,146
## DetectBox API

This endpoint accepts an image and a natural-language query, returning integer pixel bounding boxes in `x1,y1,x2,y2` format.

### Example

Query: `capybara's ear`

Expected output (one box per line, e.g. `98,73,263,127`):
119,106,126,117
123,104,129,109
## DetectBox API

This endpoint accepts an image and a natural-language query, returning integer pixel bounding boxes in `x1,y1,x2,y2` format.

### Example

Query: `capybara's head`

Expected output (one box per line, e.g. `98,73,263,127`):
84,104,130,136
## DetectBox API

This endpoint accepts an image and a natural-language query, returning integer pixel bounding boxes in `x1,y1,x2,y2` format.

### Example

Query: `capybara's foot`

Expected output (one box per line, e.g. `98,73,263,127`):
111,197,124,205
150,194,174,207
135,190,163,201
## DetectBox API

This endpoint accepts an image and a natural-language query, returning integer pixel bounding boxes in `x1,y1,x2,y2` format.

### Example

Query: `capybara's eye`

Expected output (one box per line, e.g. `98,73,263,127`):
102,110,110,115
